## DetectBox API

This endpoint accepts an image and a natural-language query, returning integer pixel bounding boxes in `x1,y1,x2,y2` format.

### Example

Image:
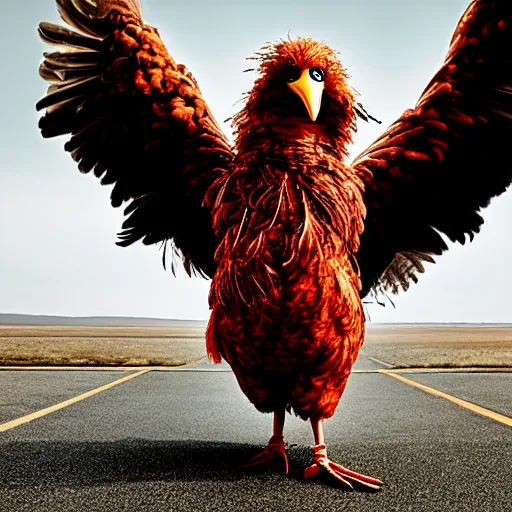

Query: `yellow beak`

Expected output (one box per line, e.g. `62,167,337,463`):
287,68,324,122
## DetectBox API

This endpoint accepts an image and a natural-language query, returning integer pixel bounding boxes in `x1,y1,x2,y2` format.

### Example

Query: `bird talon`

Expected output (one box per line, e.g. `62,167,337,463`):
304,444,382,492
240,434,289,474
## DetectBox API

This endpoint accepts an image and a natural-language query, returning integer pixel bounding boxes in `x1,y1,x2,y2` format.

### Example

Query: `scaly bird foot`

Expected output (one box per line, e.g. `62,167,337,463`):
240,434,289,474
304,444,382,492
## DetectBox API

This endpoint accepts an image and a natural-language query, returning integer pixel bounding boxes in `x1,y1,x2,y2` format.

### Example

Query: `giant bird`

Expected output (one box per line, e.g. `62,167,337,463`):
36,0,511,490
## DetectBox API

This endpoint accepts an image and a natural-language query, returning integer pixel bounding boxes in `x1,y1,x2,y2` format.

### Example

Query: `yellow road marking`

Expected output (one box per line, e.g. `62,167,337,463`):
0,369,151,433
363,354,394,368
384,367,512,374
380,370,512,427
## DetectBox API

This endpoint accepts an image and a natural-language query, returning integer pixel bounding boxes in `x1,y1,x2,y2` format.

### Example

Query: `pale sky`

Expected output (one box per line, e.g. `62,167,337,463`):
1,0,510,322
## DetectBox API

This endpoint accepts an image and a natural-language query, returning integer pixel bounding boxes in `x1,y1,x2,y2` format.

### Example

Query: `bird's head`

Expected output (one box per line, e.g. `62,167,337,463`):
234,37,372,148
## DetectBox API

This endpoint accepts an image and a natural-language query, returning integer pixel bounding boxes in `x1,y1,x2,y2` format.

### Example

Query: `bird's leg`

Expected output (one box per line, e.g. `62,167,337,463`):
240,409,289,474
304,418,383,491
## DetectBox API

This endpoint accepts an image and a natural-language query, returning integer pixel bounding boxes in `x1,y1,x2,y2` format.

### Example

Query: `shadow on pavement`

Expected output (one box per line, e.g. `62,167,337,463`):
0,439,313,488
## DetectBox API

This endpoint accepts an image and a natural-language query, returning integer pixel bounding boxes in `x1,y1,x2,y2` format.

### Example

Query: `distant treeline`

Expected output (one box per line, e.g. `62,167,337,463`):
1,313,510,328
0,314,207,327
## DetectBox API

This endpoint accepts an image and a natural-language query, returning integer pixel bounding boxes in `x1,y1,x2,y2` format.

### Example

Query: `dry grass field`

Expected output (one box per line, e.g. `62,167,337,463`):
0,325,206,366
0,323,511,368
364,324,512,368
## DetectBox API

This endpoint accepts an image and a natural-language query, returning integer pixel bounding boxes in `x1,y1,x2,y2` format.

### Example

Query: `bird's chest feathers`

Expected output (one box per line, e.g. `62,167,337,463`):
212,160,365,311
224,145,364,269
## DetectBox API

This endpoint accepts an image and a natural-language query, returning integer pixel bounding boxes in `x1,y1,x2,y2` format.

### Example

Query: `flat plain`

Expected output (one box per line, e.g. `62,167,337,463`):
0,323,511,368
364,324,512,367
0,325,206,366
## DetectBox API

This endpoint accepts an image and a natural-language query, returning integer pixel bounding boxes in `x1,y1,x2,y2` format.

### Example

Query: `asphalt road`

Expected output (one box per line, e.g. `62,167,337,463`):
0,354,510,512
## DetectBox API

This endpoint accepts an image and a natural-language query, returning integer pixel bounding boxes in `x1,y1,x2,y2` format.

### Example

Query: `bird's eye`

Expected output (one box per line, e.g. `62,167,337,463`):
309,67,324,82
285,65,301,83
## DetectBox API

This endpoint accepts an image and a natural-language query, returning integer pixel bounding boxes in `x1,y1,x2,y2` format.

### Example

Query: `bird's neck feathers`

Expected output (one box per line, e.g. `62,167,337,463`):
233,94,357,160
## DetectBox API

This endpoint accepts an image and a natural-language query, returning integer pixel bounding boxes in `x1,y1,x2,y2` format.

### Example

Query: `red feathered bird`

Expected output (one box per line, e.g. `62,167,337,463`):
36,0,512,490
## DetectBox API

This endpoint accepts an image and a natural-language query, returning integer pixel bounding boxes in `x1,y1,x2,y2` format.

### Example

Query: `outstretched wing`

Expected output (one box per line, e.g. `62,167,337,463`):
352,0,512,298
37,0,233,278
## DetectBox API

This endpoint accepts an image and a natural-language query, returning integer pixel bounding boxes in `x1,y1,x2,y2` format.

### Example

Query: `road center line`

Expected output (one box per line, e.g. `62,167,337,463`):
0,369,151,433
379,370,512,427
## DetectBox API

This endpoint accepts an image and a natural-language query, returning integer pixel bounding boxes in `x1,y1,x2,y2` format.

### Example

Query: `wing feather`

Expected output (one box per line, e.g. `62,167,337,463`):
37,0,233,278
353,0,512,297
